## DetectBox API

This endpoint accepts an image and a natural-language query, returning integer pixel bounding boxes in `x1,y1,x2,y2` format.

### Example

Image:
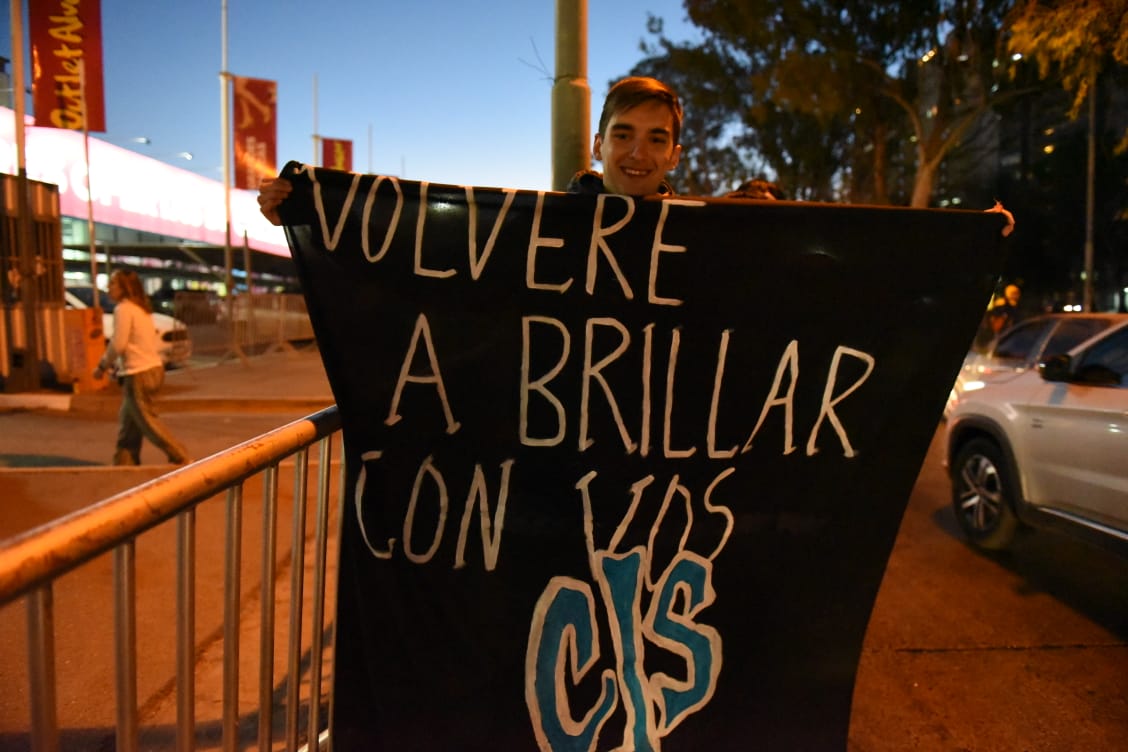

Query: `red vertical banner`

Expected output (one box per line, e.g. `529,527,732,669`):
321,138,353,171
28,0,107,131
232,76,277,190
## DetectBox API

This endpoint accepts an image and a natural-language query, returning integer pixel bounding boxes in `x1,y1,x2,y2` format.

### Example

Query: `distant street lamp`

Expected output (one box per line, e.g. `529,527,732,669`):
106,135,194,164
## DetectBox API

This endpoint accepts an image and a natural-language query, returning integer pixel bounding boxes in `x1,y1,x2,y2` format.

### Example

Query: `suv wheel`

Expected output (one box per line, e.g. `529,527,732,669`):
951,438,1020,551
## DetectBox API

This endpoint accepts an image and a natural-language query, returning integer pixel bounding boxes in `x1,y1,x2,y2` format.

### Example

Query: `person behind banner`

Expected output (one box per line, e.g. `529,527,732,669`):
726,178,787,200
566,76,683,197
986,283,1024,335
93,269,190,466
255,75,686,224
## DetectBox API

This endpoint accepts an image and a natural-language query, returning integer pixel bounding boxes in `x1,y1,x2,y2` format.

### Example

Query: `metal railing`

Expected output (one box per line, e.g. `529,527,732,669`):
170,292,316,362
0,406,343,752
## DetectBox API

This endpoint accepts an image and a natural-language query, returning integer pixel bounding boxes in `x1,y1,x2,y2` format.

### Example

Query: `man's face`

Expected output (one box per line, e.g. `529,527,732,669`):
593,101,682,196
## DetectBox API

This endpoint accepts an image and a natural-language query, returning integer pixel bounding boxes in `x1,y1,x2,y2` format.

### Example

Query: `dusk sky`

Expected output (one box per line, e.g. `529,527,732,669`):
3,1,700,192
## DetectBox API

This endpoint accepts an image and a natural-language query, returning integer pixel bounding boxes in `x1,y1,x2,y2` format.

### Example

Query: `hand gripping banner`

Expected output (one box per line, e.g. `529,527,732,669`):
277,162,1008,751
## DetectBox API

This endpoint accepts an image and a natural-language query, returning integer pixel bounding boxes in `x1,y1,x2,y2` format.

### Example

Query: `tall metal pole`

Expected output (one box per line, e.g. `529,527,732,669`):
9,0,40,391
551,0,590,191
221,0,233,307
312,73,319,166
1082,66,1096,311
80,59,98,287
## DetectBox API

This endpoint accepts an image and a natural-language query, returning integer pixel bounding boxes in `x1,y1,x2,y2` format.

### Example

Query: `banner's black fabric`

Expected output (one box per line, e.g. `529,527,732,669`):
279,162,1007,751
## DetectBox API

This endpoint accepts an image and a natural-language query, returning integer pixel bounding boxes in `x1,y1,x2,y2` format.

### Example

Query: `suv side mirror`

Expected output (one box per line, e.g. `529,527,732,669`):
1038,354,1072,382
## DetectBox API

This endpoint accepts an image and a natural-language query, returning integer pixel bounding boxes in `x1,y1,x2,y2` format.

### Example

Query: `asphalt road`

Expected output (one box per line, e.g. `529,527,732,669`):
1,407,1125,750
848,426,1128,751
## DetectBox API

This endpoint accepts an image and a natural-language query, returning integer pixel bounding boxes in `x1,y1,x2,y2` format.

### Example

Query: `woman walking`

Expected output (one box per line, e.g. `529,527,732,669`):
93,269,190,465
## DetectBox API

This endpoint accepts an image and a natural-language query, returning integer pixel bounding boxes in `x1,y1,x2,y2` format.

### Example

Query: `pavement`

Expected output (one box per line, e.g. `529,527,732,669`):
0,346,337,533
0,345,335,418
0,346,340,751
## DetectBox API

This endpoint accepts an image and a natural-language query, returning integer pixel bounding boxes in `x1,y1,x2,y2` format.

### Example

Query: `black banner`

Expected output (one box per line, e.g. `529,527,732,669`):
279,162,1007,750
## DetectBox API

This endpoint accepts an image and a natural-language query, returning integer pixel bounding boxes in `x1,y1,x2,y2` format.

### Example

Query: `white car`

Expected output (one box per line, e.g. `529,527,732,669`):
64,287,193,369
946,313,1125,418
945,315,1128,556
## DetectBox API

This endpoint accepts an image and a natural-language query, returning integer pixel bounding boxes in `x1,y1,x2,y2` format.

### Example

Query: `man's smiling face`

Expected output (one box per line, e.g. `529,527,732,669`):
593,100,682,196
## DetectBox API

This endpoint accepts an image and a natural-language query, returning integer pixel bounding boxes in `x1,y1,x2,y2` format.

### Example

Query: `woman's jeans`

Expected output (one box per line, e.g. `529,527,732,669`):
114,366,189,465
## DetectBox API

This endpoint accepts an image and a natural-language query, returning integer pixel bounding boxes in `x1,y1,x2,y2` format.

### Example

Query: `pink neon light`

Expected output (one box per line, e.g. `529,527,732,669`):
0,106,290,257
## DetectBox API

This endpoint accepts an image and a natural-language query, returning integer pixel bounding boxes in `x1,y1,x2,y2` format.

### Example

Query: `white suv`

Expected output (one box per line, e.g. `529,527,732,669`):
945,314,1128,556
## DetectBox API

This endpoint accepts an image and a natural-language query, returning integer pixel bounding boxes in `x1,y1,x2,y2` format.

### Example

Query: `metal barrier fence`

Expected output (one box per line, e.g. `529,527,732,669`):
169,293,315,362
0,407,343,752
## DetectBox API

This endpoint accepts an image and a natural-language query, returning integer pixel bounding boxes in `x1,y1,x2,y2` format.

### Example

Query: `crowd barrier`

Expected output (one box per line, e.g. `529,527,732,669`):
0,407,344,752
169,292,315,362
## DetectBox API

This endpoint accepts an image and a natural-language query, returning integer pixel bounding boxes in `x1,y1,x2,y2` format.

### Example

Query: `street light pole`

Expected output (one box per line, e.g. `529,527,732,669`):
80,59,98,288
220,0,233,312
312,73,320,166
551,0,590,192
1082,65,1096,311
7,0,41,392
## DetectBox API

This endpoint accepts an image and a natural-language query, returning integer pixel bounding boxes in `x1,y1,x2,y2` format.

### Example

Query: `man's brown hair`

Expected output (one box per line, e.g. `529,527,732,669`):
598,76,683,146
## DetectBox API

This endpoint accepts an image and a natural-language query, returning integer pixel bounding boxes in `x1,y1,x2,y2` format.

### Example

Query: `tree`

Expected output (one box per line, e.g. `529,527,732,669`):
1006,0,1128,309
631,0,1021,206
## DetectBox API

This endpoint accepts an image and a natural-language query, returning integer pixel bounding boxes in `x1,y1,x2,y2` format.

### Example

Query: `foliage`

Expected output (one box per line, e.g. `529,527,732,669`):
629,1,1020,206
1006,0,1128,152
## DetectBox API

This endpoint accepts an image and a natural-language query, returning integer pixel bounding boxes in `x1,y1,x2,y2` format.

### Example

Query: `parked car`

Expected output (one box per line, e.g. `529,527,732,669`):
64,286,193,369
944,314,1128,556
945,312,1125,418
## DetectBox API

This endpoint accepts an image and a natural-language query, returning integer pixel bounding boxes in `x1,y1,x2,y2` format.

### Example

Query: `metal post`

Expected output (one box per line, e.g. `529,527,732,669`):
219,0,246,365
1082,68,1096,311
284,449,309,751
313,73,320,166
221,0,233,312
175,509,196,752
113,542,138,752
222,485,243,752
551,0,590,191
8,0,41,391
80,60,98,286
27,587,59,752
257,465,279,752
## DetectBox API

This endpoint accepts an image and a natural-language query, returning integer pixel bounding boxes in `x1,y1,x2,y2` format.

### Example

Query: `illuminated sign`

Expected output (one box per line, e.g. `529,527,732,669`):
0,106,290,257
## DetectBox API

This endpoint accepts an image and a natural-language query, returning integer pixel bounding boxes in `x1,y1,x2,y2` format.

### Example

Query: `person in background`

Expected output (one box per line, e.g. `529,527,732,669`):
988,283,1023,334
726,178,787,200
1003,283,1022,314
93,269,190,466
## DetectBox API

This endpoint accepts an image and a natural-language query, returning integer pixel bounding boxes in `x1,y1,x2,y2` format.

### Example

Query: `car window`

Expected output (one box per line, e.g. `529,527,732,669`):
67,287,115,311
992,319,1054,362
1075,327,1128,388
1041,318,1111,359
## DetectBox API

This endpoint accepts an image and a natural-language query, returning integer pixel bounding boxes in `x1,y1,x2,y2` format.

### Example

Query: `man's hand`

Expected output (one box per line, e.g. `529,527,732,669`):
986,201,1015,237
93,365,105,380
257,178,294,226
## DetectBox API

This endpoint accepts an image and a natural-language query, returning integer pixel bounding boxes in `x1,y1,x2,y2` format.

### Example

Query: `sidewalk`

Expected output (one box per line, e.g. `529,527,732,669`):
0,347,336,530
0,347,340,751
0,346,335,415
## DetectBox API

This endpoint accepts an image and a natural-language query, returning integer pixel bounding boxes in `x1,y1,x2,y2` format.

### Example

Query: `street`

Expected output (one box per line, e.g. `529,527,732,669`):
1,407,1126,750
848,425,1128,751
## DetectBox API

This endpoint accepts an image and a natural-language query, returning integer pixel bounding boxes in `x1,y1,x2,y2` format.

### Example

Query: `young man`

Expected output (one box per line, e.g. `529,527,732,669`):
567,75,683,197
255,75,685,224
